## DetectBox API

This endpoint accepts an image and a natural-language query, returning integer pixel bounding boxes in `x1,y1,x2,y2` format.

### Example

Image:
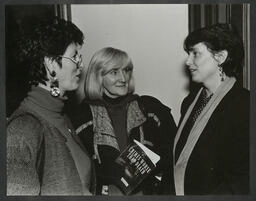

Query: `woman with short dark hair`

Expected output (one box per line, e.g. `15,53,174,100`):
173,23,249,195
7,17,93,195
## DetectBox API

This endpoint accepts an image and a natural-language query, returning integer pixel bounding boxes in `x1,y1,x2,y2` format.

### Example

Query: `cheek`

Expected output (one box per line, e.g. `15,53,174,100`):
59,64,73,76
197,56,215,69
61,70,77,86
125,73,132,81
200,63,218,78
102,77,113,89
196,56,207,66
65,71,74,82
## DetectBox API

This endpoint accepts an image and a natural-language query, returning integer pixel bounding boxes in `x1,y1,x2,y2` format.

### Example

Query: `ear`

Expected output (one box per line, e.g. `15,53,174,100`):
44,57,54,71
44,57,58,76
214,50,228,65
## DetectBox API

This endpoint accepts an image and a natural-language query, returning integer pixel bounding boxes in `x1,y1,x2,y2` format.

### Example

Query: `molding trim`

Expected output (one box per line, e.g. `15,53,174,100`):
54,4,71,21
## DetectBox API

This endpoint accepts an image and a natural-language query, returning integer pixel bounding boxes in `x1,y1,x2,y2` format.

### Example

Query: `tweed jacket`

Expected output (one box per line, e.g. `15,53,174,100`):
175,81,249,194
7,87,93,195
68,95,177,195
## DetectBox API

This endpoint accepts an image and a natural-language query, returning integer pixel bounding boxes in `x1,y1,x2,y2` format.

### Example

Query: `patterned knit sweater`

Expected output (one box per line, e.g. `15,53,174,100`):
7,86,92,195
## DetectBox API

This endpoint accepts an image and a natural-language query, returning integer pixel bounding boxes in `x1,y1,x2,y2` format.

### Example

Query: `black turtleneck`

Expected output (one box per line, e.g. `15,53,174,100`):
102,94,136,152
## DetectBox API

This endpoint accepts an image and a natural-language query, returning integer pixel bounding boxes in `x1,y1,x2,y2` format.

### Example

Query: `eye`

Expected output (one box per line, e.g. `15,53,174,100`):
110,70,118,75
72,54,77,61
124,66,132,73
193,51,200,57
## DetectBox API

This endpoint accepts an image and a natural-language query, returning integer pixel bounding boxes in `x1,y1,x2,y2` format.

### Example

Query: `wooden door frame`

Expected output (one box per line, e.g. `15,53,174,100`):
189,4,250,90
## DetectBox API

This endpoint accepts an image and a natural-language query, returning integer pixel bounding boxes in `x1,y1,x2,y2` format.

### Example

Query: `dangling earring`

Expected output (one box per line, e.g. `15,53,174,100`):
218,64,225,82
49,71,60,97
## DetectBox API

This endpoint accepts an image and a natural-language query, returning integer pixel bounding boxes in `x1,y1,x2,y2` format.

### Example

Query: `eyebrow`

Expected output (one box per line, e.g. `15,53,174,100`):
110,67,120,71
188,47,199,52
105,64,131,72
103,67,119,75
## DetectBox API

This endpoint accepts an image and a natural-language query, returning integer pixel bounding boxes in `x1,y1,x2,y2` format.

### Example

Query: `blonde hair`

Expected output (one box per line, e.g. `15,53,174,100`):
85,47,135,100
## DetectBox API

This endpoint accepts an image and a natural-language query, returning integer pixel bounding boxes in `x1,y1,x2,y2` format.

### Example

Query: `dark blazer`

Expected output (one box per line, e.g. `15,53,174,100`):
177,81,249,194
68,95,177,195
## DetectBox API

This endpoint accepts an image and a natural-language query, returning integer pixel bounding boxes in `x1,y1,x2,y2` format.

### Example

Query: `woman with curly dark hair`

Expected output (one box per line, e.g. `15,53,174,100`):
7,17,94,195
173,23,249,195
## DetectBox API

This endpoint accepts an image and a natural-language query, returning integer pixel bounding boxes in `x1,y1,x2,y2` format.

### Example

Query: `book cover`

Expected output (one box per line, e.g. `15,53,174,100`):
115,139,160,195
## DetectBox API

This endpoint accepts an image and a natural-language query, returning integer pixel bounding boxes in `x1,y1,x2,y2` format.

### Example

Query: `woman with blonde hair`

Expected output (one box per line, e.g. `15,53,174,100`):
68,47,177,195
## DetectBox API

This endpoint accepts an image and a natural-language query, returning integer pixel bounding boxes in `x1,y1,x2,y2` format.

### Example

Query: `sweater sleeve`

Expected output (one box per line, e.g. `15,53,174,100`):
7,114,44,195
139,95,177,194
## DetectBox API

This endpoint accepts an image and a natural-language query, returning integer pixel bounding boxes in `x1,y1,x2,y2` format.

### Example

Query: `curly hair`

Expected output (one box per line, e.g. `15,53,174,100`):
18,16,84,86
184,23,244,79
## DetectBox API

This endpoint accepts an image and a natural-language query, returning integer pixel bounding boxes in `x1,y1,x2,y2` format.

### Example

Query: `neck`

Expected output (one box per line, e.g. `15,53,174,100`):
38,83,51,91
203,74,227,96
103,93,128,105
38,83,66,99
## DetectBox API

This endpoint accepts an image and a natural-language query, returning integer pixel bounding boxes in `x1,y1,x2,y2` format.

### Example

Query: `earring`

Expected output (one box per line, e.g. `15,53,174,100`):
218,64,225,82
50,71,60,97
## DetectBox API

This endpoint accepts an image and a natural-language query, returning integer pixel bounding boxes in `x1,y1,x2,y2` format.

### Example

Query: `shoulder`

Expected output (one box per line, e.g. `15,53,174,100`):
138,95,171,112
136,95,176,126
7,109,44,147
216,82,249,112
228,83,249,102
222,83,249,116
8,108,43,131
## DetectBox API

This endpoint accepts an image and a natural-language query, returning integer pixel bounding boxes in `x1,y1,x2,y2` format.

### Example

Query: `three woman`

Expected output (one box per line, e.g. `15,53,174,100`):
7,19,249,196
68,47,177,195
173,23,249,195
7,17,93,195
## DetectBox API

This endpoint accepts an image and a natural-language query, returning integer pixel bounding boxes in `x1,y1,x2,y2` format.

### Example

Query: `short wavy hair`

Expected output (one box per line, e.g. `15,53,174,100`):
18,16,84,86
184,23,244,79
85,47,135,100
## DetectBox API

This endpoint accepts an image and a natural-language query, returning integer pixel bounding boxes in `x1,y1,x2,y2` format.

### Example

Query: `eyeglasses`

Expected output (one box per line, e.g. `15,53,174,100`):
59,54,83,68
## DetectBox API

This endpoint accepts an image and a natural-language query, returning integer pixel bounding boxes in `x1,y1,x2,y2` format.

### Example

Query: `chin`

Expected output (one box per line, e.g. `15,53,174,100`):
118,94,128,97
67,84,79,92
191,77,201,83
118,90,129,96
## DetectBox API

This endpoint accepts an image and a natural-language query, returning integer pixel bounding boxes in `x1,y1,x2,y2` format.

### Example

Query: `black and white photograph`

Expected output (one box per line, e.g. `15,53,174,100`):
0,0,255,200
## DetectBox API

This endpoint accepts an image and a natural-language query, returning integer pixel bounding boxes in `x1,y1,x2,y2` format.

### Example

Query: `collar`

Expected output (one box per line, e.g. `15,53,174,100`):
91,99,146,151
86,93,138,108
22,85,65,113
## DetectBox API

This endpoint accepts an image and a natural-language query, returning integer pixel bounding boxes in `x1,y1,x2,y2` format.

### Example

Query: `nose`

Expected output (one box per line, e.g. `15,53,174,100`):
118,71,126,82
77,60,84,70
186,54,193,66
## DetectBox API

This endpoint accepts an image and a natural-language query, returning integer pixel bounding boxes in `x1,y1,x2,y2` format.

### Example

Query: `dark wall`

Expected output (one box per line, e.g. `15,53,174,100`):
6,5,55,117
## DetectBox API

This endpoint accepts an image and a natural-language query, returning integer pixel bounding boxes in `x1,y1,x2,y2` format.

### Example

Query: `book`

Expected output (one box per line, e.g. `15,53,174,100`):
115,139,160,195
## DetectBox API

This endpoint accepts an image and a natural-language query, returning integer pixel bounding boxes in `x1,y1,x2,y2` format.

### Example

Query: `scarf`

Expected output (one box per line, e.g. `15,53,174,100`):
173,77,236,195
89,99,147,164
